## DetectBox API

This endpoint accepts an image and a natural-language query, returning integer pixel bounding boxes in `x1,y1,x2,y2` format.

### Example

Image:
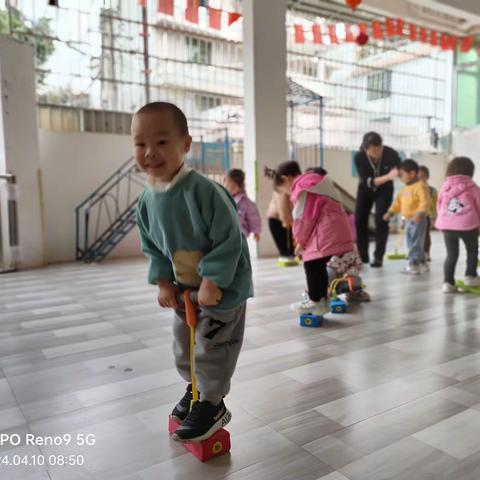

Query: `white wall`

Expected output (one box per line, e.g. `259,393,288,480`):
33,129,452,266
451,126,480,184
324,149,358,196
295,147,362,197
38,129,141,263
410,151,449,191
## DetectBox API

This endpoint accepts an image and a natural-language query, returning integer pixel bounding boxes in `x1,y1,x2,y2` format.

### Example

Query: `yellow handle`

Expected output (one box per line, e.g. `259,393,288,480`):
329,277,342,298
189,323,199,405
184,290,199,406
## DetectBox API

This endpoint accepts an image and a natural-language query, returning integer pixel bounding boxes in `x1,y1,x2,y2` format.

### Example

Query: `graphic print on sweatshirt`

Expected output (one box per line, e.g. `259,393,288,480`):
447,197,465,216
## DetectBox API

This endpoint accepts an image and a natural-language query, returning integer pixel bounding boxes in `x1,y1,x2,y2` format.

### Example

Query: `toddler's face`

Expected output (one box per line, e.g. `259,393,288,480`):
224,177,240,196
399,169,417,185
418,170,429,183
131,110,192,182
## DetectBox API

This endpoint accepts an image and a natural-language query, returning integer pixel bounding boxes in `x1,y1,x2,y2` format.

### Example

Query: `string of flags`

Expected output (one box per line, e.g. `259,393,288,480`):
69,1,475,55
293,17,476,54
157,0,242,29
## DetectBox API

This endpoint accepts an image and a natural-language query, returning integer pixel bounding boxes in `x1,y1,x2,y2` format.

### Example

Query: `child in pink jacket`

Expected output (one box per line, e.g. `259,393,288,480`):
268,161,366,315
435,156,480,292
224,169,261,241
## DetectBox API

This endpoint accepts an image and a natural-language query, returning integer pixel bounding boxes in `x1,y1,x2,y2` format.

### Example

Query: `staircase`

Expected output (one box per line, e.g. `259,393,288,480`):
75,157,145,263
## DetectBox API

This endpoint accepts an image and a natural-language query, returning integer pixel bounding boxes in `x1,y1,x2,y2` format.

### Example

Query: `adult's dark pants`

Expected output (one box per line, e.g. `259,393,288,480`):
268,218,294,257
355,186,393,263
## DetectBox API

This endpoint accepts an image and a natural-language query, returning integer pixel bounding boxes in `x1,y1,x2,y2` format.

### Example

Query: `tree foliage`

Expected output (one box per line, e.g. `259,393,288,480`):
0,7,55,83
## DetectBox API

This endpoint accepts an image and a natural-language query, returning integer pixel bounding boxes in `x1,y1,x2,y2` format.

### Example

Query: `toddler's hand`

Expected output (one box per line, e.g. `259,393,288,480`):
383,212,391,222
198,278,221,307
157,280,179,308
294,243,304,255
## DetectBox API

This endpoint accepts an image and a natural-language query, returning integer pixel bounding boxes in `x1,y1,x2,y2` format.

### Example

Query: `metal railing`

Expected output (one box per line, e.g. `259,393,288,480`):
75,158,145,262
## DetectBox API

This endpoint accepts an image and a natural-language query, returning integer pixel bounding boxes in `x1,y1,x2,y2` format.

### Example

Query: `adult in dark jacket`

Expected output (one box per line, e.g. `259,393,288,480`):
354,132,400,267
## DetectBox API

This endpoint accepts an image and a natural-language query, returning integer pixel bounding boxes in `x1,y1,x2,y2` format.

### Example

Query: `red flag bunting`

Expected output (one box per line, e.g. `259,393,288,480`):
312,24,322,44
345,24,354,42
328,24,339,44
228,12,241,26
209,8,222,30
385,18,395,36
419,27,428,43
294,24,305,44
440,33,448,50
460,35,474,52
284,17,477,54
372,20,384,40
185,7,199,23
396,18,404,35
408,23,416,41
440,33,456,51
158,0,173,15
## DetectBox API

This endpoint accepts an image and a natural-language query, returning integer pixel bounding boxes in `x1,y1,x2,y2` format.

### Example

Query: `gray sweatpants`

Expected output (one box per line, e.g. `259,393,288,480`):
173,302,246,405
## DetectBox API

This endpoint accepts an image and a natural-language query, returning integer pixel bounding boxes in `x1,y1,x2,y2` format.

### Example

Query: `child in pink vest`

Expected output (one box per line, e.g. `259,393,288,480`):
435,156,480,292
267,162,366,315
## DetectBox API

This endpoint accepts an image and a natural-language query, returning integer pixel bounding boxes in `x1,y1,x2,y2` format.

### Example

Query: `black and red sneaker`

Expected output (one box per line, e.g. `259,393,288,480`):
171,400,231,443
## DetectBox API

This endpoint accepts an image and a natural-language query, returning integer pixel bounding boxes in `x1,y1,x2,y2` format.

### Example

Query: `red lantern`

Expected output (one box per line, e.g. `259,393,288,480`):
346,0,362,9
356,31,369,45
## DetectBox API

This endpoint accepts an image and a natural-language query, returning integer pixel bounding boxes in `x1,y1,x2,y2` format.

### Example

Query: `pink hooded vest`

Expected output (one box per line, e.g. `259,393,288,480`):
435,175,480,231
291,172,354,262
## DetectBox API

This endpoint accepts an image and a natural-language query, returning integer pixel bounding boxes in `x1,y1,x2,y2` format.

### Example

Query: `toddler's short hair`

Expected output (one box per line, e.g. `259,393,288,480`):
136,102,189,137
400,159,419,174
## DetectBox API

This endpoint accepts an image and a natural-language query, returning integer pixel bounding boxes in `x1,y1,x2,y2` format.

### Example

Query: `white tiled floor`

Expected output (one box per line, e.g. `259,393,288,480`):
0,232,480,479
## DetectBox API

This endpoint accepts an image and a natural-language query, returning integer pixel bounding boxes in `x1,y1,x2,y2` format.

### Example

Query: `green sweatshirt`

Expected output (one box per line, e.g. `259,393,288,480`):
136,170,253,311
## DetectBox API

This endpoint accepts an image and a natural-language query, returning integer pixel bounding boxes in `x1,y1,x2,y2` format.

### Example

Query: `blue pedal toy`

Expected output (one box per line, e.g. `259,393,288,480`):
299,313,323,328
328,277,349,314
330,298,347,313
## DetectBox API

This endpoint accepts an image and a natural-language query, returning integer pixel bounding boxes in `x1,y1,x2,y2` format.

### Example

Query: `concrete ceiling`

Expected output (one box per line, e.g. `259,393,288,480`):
289,0,480,35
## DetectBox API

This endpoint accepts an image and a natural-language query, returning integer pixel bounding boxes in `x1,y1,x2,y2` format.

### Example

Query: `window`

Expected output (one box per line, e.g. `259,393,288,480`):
367,70,392,101
287,56,318,78
195,95,221,111
302,61,317,78
186,36,212,64
324,65,337,81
